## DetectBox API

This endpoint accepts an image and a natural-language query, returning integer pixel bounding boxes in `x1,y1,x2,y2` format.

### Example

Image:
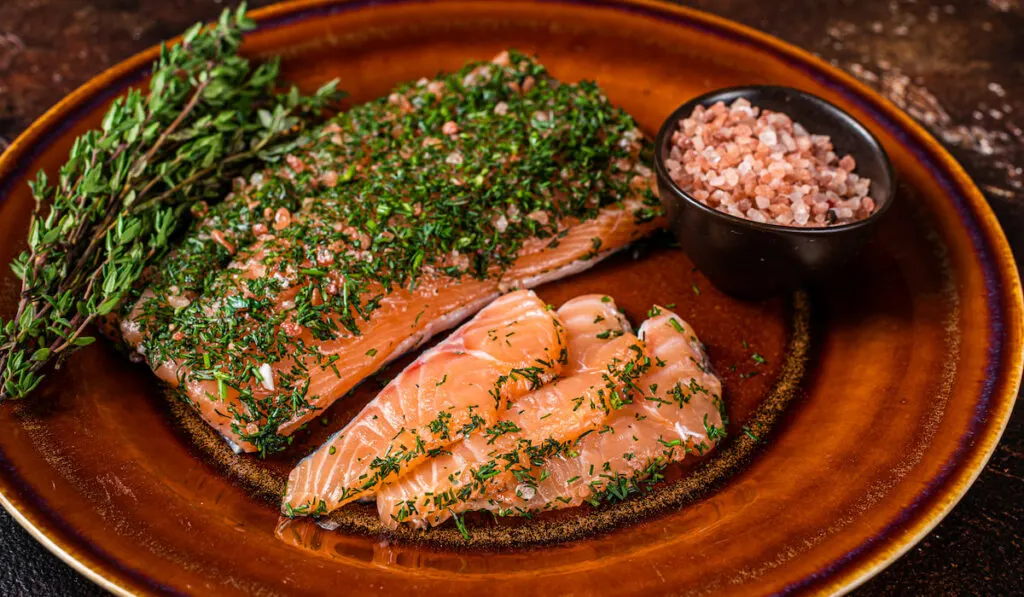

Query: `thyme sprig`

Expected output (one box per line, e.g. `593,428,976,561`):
0,4,341,400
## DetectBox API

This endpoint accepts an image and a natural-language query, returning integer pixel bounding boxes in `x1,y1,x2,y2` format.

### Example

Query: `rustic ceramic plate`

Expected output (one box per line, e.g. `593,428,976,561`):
0,1,1020,595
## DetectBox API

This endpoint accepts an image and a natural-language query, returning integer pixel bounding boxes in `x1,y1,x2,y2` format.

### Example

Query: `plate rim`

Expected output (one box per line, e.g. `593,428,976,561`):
0,0,1020,595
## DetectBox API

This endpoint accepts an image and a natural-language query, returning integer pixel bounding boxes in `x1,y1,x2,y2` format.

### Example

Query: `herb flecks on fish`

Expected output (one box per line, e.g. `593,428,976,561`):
0,4,340,401
142,51,659,454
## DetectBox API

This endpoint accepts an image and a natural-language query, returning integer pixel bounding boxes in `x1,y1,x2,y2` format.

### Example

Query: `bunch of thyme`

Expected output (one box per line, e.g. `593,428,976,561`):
0,4,341,400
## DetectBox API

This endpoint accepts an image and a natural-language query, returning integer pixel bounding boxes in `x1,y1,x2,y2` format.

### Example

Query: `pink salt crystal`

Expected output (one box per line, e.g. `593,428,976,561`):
842,197,862,210
758,129,778,146
722,143,741,164
666,97,874,227
747,209,768,223
767,161,787,179
273,207,292,231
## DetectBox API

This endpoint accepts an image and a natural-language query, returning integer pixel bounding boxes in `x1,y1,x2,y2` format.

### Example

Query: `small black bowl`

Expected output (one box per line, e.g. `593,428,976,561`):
653,86,896,299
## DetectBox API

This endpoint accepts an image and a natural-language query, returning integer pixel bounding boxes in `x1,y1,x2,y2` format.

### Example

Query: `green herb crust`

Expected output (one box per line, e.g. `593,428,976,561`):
128,51,659,455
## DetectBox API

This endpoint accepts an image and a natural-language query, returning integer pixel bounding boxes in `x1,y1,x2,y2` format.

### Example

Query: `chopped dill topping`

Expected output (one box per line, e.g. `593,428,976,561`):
133,51,657,454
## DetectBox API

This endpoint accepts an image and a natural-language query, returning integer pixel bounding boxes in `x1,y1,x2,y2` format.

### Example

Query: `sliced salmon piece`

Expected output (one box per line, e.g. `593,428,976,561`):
488,307,724,515
282,290,566,515
375,295,648,529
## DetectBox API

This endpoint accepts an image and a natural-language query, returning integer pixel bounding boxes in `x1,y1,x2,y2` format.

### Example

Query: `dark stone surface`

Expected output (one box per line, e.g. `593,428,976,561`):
0,0,1021,595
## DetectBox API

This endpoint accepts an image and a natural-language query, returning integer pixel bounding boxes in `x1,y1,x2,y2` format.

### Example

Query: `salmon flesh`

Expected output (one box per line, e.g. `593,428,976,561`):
112,50,663,454
287,300,724,527
283,290,566,515
374,294,648,528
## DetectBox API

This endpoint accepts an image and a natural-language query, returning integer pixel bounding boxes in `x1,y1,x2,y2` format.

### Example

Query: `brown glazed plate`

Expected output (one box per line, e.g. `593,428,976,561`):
0,1,1020,595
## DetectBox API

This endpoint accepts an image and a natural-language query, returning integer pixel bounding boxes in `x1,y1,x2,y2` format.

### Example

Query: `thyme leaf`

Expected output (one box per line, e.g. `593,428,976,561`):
0,4,342,401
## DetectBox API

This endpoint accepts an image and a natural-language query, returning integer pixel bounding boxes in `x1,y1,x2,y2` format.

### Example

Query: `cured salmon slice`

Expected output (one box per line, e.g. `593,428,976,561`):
118,50,664,454
375,295,648,529
488,307,724,515
282,290,566,516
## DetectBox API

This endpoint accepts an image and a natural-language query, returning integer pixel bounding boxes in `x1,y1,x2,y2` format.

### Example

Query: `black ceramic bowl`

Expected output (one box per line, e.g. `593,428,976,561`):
653,86,896,299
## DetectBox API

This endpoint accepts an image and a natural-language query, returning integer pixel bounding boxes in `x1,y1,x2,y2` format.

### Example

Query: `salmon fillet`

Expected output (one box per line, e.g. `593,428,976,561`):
374,294,648,529
116,50,664,454
282,290,566,515
488,308,724,515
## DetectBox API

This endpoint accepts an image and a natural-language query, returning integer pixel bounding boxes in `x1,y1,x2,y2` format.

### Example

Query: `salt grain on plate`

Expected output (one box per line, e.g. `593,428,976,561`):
668,99,875,227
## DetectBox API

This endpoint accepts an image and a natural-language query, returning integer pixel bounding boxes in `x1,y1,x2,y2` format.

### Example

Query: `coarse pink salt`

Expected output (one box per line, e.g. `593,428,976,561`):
667,99,876,227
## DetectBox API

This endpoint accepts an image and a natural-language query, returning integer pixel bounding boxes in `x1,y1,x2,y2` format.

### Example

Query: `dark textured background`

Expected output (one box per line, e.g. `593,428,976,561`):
1,0,1022,595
